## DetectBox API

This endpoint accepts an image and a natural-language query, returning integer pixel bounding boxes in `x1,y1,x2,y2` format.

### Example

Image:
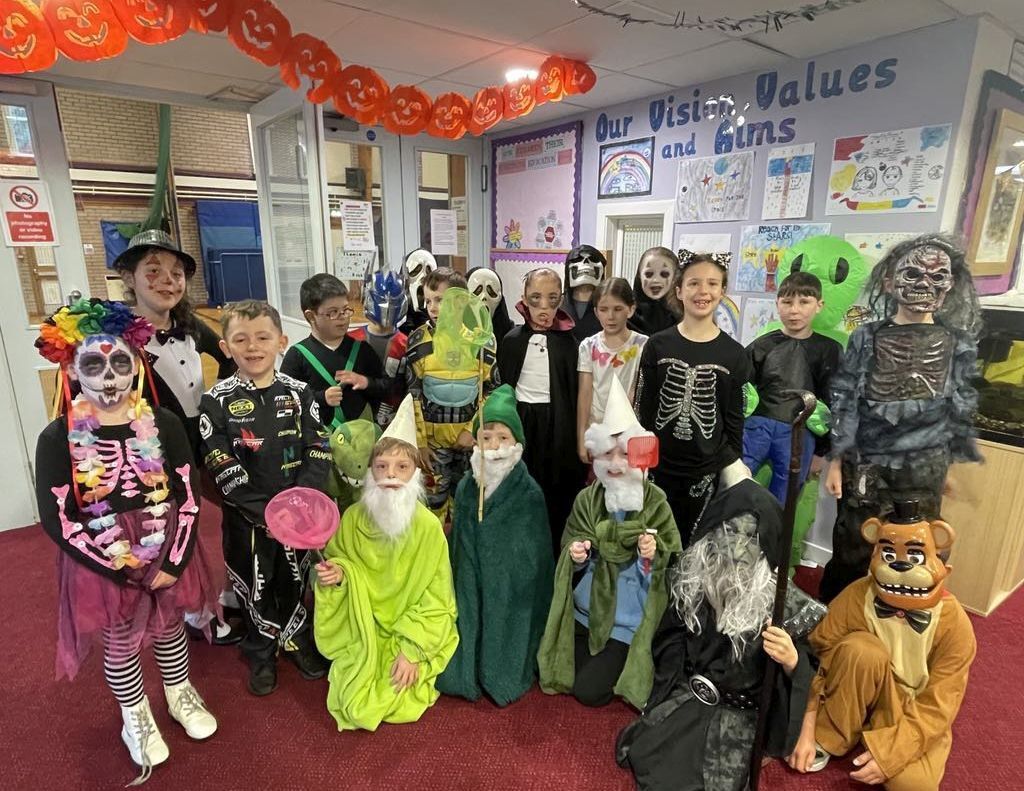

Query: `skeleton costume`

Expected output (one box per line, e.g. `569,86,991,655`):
561,245,606,343
399,248,438,335
467,266,514,343
820,235,982,602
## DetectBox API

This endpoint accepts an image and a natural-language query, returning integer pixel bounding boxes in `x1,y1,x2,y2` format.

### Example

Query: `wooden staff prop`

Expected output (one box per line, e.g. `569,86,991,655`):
748,389,817,790
477,345,486,521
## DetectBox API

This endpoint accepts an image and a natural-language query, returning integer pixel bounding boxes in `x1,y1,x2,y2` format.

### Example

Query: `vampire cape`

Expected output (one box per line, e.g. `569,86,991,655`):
437,460,554,706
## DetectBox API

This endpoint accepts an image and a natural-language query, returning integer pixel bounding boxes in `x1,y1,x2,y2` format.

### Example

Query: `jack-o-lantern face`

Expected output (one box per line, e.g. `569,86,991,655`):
534,55,566,105
188,0,231,33
466,86,503,136
42,0,128,61
564,60,596,95
382,85,431,136
227,0,290,67
0,1,58,73
279,33,340,103
426,92,469,140
113,0,190,45
332,64,389,126
502,77,535,121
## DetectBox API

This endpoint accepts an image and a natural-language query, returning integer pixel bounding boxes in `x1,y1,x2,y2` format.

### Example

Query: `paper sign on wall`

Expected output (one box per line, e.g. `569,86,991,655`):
340,199,375,251
0,179,58,246
674,151,754,223
673,231,732,257
736,223,831,293
762,143,814,220
741,297,779,346
334,248,376,280
430,209,459,256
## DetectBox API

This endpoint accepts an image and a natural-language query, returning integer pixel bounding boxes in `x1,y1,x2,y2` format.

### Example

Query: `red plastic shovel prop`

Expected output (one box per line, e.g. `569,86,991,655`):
627,435,660,573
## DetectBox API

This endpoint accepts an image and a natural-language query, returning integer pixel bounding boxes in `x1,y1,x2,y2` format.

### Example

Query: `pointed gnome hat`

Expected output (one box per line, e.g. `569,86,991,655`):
380,393,418,449
584,375,643,456
471,384,525,445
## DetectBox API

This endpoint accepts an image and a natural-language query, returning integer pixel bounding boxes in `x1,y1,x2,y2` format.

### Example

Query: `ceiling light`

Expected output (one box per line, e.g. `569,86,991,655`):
1013,139,1024,148
505,68,538,83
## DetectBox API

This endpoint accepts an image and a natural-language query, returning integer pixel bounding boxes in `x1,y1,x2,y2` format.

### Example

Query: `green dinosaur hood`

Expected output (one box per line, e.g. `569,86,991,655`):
329,419,381,489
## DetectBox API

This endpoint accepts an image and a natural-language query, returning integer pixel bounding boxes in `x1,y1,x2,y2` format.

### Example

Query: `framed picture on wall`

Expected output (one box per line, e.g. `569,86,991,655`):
966,107,1024,278
598,136,655,199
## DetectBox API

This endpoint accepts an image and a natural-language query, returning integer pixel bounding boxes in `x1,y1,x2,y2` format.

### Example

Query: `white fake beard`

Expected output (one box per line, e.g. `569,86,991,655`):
470,444,523,500
361,468,424,540
593,459,645,513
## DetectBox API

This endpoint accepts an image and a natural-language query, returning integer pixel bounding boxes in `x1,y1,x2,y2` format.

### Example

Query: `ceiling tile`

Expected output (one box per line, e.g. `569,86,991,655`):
627,40,789,86
942,0,1024,36
119,36,276,82
416,78,489,98
439,47,552,87
271,0,367,37
560,67,674,110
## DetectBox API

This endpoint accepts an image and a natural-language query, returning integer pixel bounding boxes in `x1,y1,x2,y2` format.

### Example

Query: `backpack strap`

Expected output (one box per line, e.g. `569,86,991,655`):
293,340,362,431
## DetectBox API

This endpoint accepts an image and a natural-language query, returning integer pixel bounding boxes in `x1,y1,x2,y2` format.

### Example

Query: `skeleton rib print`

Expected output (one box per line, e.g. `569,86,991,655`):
655,358,731,441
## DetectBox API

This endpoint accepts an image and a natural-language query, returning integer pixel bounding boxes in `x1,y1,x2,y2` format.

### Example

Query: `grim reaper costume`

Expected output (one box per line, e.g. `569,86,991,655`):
560,245,606,344
616,474,825,791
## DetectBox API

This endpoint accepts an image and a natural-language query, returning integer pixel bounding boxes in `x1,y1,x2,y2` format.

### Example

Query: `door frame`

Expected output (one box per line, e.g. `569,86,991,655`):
594,198,675,278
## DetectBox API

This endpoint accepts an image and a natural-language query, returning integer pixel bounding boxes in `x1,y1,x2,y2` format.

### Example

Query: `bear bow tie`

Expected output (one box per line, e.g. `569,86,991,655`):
873,597,932,634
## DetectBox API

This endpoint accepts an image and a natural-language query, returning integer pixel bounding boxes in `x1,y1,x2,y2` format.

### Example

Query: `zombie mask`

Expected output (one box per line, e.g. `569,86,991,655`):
467,268,502,315
891,244,954,314
863,500,953,612
404,248,437,312
565,245,605,290
73,335,138,408
362,260,408,330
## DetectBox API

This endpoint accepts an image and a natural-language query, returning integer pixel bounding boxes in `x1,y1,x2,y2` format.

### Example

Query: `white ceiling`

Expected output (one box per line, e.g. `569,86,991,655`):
38,0,1023,130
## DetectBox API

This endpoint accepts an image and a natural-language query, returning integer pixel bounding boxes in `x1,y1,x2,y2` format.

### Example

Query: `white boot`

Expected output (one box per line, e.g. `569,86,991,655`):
165,680,218,740
120,696,169,779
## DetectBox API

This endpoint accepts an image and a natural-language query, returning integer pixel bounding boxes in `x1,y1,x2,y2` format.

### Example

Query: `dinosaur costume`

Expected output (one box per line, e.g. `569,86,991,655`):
326,419,381,514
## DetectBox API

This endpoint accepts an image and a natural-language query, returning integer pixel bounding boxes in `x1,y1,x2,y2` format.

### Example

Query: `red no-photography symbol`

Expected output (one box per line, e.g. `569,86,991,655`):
9,185,38,210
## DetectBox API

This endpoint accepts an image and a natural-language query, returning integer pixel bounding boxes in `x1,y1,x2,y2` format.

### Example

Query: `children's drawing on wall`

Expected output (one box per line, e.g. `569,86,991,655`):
737,222,831,293
716,295,743,341
673,231,732,260
502,219,523,249
534,210,566,249
762,142,814,220
740,297,778,346
598,137,654,199
843,231,917,329
674,151,754,223
826,124,951,214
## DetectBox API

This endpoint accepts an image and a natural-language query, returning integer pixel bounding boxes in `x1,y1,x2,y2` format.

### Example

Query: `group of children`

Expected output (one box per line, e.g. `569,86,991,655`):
34,228,981,790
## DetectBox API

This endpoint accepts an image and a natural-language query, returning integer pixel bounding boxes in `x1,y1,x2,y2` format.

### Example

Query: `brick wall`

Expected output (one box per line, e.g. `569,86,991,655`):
172,105,253,178
56,88,160,169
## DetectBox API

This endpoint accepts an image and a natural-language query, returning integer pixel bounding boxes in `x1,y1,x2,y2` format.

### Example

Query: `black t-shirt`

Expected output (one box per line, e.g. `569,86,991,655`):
635,327,752,478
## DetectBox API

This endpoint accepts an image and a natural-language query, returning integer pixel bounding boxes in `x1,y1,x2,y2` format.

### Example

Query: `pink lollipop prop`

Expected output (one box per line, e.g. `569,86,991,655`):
265,487,340,563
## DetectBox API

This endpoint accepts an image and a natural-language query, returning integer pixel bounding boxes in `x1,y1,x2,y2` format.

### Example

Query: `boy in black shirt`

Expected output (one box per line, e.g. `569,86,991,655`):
743,272,841,504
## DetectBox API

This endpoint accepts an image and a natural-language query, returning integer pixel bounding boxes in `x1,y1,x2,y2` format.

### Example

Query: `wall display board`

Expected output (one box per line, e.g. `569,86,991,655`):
762,143,815,220
674,151,755,223
489,250,568,325
736,223,831,293
598,136,655,198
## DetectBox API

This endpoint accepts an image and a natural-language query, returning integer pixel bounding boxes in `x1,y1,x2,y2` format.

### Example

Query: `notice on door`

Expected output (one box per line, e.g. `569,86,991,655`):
430,209,458,256
0,179,58,246
340,199,375,251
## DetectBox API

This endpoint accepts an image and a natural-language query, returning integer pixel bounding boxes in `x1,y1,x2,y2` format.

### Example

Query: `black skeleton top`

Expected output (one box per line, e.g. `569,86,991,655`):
829,319,981,465
635,328,752,478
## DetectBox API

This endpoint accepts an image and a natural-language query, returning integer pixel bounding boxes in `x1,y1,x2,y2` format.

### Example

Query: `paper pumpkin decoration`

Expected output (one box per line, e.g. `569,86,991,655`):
279,32,340,103
564,59,597,95
426,92,470,140
187,0,230,32
502,77,535,121
332,64,389,125
42,0,128,61
381,84,432,136
465,86,503,136
227,0,290,66
113,0,191,45
534,55,567,105
0,1,58,73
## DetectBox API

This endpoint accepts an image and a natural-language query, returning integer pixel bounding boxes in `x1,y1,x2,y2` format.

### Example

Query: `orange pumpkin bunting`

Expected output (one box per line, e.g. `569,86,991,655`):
41,0,128,61
502,77,535,121
279,33,340,103
382,84,432,136
332,64,389,125
113,0,191,45
466,85,503,136
564,60,596,95
187,0,231,33
426,92,470,140
227,0,290,66
534,55,567,105
0,0,58,73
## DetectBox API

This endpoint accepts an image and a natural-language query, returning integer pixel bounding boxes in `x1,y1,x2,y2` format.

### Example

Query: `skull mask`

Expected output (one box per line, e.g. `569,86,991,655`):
891,244,954,314
467,268,502,315
565,245,606,290
404,248,437,312
363,260,408,330
73,335,137,408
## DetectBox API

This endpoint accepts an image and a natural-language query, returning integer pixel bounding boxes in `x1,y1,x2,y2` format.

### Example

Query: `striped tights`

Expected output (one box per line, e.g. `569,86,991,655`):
103,623,190,708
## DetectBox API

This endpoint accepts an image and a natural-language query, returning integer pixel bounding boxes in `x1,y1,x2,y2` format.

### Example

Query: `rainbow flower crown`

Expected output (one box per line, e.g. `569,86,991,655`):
35,298,155,366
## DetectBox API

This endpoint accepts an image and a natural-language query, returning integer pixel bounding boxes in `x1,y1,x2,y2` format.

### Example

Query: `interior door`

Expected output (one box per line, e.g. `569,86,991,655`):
0,82,90,530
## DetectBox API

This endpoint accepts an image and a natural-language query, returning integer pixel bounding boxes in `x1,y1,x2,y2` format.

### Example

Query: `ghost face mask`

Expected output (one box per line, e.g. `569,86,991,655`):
467,268,502,315
891,245,954,314
72,335,138,409
566,245,606,290
404,249,438,312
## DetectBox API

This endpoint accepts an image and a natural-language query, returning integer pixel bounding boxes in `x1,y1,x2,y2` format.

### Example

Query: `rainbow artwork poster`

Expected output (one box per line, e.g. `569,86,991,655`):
598,136,654,199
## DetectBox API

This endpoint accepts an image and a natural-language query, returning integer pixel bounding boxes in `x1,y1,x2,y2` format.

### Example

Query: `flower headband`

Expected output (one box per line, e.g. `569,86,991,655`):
35,298,155,366
678,248,732,269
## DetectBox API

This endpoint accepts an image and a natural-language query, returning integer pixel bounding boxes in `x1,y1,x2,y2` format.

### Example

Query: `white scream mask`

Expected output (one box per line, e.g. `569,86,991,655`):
467,269,502,315
404,249,438,312
73,335,138,408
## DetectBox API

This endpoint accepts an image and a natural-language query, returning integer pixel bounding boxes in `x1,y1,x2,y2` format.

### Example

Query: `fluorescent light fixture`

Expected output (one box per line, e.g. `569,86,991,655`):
505,68,538,83
1013,139,1024,148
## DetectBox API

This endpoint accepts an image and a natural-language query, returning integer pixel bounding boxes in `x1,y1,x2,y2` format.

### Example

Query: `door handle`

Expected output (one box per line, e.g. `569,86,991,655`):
66,290,82,305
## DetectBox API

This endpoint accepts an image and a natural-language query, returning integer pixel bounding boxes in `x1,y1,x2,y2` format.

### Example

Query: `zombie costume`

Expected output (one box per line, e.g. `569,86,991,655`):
561,245,606,343
616,479,824,791
468,266,514,344
634,328,752,545
314,500,458,731
199,372,332,664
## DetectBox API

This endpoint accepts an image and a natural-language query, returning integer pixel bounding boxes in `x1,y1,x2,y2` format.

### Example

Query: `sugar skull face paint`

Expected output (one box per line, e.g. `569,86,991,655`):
891,244,954,314
72,335,137,408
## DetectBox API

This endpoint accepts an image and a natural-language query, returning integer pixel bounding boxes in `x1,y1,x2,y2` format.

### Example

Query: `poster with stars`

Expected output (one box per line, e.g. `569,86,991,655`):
762,142,815,220
674,151,755,223
736,222,831,293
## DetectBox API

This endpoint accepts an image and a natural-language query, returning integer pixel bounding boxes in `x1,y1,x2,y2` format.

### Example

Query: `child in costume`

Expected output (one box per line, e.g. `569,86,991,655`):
199,301,333,696
34,298,218,781
280,273,387,432
820,234,982,603
326,419,381,515
401,269,497,519
791,501,976,790
538,378,681,709
437,385,554,706
400,248,437,335
468,266,514,343
498,267,587,552
561,244,606,343
629,247,680,336
634,252,752,544
314,395,458,731
577,277,648,464
743,271,842,505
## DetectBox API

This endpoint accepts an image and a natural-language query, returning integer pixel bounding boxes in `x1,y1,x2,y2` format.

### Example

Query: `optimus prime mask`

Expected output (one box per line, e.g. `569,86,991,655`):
467,268,502,315
73,336,138,409
891,244,954,315
565,245,606,291
363,260,408,330
404,248,438,312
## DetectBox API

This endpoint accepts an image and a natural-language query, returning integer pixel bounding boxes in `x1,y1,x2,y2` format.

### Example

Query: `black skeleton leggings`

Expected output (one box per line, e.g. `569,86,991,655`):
103,622,191,708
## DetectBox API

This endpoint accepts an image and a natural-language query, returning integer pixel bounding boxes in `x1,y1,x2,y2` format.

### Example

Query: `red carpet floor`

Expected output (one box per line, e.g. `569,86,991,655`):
1,507,1020,791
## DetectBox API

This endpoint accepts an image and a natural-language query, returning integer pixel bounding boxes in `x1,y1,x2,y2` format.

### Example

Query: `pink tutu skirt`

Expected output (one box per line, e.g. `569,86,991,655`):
54,504,219,679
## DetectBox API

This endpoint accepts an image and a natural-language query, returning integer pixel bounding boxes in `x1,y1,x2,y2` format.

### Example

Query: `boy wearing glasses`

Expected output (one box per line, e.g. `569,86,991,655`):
282,273,388,432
